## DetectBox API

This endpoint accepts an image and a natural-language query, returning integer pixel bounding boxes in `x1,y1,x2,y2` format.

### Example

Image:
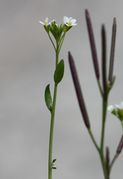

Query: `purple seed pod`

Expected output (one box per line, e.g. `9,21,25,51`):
68,51,90,129
108,18,117,83
101,25,107,96
116,135,123,154
85,9,100,81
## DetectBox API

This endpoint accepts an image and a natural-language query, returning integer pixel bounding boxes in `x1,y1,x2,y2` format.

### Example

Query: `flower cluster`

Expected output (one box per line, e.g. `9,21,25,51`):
39,16,77,28
39,16,77,27
39,17,77,45
108,102,123,128
40,15,77,179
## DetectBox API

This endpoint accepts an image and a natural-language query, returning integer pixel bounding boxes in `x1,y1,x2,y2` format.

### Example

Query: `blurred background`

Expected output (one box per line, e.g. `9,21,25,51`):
0,0,123,178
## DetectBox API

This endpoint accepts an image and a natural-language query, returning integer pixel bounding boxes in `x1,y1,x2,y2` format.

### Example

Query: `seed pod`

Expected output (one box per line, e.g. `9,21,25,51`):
101,25,107,96
85,9,100,80
68,51,90,129
108,18,117,83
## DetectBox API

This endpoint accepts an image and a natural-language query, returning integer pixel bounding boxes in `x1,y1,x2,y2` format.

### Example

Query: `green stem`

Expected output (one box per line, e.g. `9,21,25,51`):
88,129,109,179
99,95,110,179
97,80,103,97
58,32,66,54
110,153,118,171
48,50,59,179
48,32,56,50
88,129,100,152
48,83,58,179
100,97,108,155
99,152,110,179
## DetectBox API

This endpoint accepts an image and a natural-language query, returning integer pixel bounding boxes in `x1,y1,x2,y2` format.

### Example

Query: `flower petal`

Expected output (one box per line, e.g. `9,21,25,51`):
63,16,77,26
107,105,114,112
39,20,44,25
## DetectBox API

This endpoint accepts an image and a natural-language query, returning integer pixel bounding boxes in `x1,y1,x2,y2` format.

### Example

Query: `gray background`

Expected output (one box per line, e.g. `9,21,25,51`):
0,0,123,179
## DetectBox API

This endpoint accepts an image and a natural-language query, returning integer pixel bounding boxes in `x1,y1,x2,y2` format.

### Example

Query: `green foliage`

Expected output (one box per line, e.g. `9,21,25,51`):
44,84,52,112
54,59,64,84
50,21,64,41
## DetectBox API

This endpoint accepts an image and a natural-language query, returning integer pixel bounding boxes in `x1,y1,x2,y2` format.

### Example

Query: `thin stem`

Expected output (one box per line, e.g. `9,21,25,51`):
110,153,118,171
48,50,59,179
89,128,110,179
89,129,109,179
99,147,111,179
48,84,58,179
110,134,123,171
100,97,108,154
97,80,103,97
58,32,66,54
88,129,100,152
48,32,56,50
99,95,110,179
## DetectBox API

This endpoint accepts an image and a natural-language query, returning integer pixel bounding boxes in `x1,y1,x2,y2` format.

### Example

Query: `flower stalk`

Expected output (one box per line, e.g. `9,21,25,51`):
48,51,59,179
40,17,76,179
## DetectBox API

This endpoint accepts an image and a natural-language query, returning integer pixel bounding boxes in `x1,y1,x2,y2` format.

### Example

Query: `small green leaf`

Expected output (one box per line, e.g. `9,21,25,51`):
44,84,52,112
52,167,57,169
52,159,56,163
54,60,64,84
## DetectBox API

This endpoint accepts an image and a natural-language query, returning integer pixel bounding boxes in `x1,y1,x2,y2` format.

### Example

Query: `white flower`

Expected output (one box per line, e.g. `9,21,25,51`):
63,16,77,27
119,102,123,108
115,102,123,109
108,102,123,111
39,18,51,26
108,102,123,128
107,105,114,112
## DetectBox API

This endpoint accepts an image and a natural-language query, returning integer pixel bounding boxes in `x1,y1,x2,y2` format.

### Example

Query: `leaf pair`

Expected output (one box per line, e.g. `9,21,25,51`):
44,60,64,112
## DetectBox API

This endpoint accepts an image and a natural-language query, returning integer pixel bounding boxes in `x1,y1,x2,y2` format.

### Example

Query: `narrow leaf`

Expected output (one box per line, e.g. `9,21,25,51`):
44,84,52,112
52,159,56,163
52,167,57,169
54,59,64,84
